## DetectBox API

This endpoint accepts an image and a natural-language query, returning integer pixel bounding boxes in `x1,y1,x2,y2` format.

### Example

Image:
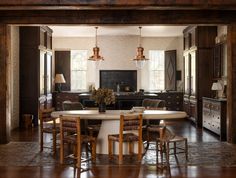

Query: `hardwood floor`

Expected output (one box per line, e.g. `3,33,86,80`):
2,120,236,178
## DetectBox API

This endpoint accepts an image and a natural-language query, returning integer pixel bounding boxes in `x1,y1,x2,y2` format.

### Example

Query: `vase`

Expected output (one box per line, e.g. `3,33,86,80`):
99,102,106,112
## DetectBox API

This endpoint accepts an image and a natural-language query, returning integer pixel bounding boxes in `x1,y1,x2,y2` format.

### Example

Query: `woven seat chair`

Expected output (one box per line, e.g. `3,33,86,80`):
62,100,101,137
142,99,166,149
62,101,87,135
108,114,143,164
39,107,60,155
156,127,188,165
87,120,101,137
60,115,96,170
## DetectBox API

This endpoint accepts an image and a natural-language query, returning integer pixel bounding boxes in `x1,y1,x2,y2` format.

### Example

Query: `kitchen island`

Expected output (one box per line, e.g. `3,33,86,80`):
53,91,183,111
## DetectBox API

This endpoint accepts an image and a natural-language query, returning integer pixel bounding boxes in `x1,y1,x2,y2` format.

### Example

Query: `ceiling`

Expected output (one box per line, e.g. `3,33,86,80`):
49,26,186,37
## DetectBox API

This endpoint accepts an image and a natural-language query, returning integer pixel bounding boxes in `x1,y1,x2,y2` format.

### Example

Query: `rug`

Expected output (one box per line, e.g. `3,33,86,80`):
1,142,236,166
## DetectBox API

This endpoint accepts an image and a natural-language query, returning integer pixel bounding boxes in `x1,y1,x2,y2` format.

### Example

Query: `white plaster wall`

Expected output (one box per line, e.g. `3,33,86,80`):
141,36,183,91
53,35,183,91
10,26,20,130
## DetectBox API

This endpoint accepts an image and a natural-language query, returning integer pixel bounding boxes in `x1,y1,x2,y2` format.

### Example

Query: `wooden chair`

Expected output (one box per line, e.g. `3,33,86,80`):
62,100,101,136
62,101,87,133
156,127,188,165
142,99,166,149
39,108,60,155
60,115,96,169
87,120,101,137
108,114,143,164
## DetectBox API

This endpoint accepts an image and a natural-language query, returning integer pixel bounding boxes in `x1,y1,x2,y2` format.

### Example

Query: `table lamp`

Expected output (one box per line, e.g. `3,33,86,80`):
55,74,66,92
211,82,223,98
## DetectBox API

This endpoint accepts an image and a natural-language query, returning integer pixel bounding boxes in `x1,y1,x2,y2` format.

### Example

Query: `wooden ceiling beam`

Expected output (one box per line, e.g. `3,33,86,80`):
0,10,234,25
0,0,236,10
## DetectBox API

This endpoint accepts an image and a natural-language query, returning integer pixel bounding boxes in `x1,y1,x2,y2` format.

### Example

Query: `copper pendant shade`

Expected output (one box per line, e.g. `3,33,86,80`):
88,27,104,61
133,27,148,68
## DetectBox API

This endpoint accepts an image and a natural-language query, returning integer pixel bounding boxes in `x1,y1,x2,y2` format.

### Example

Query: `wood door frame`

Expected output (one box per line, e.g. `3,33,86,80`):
0,8,236,143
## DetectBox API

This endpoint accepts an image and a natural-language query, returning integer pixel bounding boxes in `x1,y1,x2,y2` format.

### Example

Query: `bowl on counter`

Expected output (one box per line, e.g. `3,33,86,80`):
131,106,145,113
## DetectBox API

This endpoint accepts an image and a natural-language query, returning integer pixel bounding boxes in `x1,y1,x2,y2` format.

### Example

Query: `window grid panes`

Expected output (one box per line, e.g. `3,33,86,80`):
71,50,88,90
149,50,165,90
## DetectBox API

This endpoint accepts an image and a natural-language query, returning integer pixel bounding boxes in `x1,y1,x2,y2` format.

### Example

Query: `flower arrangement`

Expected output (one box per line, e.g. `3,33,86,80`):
91,88,115,105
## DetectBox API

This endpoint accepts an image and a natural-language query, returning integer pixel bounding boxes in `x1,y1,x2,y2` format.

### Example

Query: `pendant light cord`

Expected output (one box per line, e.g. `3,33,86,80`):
95,26,98,47
139,26,142,47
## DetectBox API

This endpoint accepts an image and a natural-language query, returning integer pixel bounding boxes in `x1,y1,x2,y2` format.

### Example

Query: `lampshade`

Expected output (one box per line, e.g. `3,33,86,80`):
88,27,104,61
132,27,149,69
211,82,223,91
55,74,66,84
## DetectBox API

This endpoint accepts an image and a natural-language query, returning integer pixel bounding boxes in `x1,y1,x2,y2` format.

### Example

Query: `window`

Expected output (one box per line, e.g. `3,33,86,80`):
149,50,165,90
71,50,88,90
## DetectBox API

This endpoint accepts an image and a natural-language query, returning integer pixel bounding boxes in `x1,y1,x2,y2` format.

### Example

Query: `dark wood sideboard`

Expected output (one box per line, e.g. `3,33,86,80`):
202,97,227,141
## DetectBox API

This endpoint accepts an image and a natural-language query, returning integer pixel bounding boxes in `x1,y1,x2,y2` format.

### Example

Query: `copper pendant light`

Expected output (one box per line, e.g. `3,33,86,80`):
133,26,149,68
88,27,104,61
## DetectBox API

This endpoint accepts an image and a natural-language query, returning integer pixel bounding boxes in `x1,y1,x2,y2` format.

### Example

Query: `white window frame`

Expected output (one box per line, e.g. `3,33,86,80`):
149,50,165,91
70,50,88,91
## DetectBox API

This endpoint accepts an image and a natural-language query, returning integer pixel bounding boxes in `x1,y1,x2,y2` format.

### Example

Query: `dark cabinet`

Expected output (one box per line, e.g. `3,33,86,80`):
202,97,227,141
20,26,53,126
213,42,227,79
157,92,183,111
183,26,217,127
53,92,80,111
78,92,183,111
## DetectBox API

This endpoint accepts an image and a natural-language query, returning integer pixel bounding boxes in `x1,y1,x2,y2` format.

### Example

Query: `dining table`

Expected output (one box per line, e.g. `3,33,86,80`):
51,109,187,154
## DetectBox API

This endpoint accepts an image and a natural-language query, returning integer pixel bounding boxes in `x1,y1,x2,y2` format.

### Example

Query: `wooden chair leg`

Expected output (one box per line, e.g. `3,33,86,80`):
185,139,188,161
53,130,56,156
119,140,123,164
40,131,43,152
146,130,150,150
60,141,64,164
129,142,134,155
138,140,142,162
108,138,113,159
166,142,170,165
174,142,176,155
156,140,159,163
76,143,81,169
160,141,163,163
91,141,96,163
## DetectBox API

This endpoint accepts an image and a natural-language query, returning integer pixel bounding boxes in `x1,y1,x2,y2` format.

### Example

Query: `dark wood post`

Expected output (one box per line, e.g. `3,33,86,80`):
0,24,10,144
227,24,236,143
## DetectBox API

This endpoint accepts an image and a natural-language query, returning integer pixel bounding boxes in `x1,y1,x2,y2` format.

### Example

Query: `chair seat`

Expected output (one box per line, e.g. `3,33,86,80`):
108,133,139,142
168,135,187,143
147,125,164,132
43,126,60,133
87,124,101,132
63,134,96,144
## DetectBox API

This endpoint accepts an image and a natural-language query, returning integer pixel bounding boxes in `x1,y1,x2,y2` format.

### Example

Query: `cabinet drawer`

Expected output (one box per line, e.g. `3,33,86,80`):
203,101,211,109
210,101,221,111
211,111,221,123
203,119,211,130
211,121,220,135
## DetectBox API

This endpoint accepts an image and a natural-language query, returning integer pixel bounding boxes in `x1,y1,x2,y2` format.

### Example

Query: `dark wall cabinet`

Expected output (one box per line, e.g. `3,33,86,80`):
202,97,227,141
20,26,53,126
183,26,217,127
213,42,227,79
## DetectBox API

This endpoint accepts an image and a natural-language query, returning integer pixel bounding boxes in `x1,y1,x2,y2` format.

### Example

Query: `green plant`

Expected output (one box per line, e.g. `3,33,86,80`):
91,88,115,105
